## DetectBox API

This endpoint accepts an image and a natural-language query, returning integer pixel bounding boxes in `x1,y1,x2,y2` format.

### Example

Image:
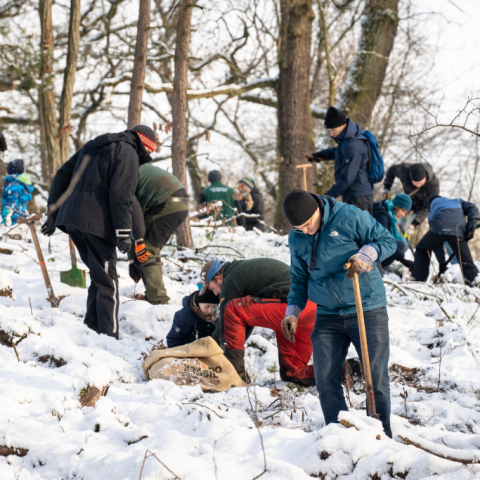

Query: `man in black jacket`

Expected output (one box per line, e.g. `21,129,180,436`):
412,195,479,285
383,163,440,236
41,125,155,339
309,106,374,214
235,176,265,232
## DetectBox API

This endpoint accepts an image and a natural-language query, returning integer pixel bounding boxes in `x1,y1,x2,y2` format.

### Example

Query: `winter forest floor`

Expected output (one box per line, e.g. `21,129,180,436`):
2,223,480,479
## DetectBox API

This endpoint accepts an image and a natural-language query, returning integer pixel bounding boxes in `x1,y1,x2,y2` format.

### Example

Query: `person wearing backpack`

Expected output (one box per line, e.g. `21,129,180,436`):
308,106,384,215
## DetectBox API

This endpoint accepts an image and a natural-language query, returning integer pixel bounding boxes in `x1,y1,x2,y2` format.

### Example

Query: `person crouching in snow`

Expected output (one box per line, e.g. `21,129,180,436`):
1,159,33,226
166,289,220,348
282,189,396,438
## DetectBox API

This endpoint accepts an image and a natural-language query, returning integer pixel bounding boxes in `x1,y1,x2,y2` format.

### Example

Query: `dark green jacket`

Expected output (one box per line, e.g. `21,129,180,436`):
213,258,291,346
136,163,185,213
199,180,235,220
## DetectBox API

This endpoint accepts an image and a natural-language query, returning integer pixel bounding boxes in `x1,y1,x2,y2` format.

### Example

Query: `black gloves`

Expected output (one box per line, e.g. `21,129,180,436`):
129,263,142,283
41,216,56,236
117,238,132,254
310,152,324,163
465,218,477,242
439,262,448,275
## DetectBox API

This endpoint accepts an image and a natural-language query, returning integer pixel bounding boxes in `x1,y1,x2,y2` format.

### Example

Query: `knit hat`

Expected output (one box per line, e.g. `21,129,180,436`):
324,106,347,129
7,159,25,175
199,260,225,295
409,163,427,182
239,176,255,190
132,125,157,152
392,193,412,211
196,289,220,305
208,170,222,182
283,189,319,226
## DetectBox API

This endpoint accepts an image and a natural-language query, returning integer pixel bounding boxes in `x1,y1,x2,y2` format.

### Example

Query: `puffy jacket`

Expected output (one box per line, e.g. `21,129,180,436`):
198,180,235,220
1,172,33,224
48,131,151,243
428,197,478,237
383,163,439,227
288,195,396,315
236,187,265,232
317,119,374,202
372,200,405,242
166,292,217,348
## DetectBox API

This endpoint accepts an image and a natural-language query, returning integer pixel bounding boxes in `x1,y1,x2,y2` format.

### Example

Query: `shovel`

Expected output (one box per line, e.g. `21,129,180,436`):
344,262,379,419
60,237,86,288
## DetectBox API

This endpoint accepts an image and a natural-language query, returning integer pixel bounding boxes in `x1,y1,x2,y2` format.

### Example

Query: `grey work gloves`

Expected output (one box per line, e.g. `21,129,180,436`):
347,245,378,279
281,315,298,343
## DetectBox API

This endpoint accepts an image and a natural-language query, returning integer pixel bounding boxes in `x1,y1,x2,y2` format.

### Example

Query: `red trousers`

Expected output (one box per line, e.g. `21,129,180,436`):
223,296,317,379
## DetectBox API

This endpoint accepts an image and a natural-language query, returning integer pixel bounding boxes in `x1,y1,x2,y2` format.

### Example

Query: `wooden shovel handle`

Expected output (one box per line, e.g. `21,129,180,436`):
17,213,43,225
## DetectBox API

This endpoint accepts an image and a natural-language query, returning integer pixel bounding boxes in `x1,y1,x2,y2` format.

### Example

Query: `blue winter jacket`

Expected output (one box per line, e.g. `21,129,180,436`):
318,119,374,202
428,197,478,237
166,292,218,348
287,195,396,315
1,172,33,224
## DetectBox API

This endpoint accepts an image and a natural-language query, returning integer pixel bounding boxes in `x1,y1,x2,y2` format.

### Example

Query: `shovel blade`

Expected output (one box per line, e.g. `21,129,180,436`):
60,265,86,288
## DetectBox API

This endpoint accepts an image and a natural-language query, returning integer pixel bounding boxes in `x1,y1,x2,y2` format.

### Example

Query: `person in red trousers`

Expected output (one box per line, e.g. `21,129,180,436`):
223,296,317,386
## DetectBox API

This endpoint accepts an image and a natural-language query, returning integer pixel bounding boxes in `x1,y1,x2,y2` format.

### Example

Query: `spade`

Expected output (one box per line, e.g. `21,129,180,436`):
60,237,86,288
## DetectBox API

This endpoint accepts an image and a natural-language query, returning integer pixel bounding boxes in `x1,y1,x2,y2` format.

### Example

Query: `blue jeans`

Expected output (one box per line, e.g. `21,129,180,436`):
311,306,392,438
382,240,408,268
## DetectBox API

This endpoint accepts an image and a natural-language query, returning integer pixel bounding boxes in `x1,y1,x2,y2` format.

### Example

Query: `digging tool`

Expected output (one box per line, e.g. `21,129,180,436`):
344,262,378,419
17,214,59,308
60,237,86,288
296,163,312,191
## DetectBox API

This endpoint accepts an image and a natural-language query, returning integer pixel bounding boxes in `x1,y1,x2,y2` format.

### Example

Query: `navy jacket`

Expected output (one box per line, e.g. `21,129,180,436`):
428,197,478,237
166,292,217,348
288,195,396,315
317,120,374,202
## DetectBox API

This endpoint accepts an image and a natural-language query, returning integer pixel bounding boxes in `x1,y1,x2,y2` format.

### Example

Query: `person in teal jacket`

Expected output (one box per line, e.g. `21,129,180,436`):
280,189,396,438
1,159,33,225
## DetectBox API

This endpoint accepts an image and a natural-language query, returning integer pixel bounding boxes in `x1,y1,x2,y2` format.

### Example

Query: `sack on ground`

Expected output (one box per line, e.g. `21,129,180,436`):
141,336,246,392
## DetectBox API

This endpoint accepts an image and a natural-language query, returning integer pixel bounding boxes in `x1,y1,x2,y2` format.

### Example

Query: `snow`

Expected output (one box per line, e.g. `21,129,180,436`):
2,222,480,478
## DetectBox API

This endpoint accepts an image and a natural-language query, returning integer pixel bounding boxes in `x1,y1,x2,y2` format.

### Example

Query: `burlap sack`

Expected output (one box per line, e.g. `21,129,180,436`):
141,337,246,392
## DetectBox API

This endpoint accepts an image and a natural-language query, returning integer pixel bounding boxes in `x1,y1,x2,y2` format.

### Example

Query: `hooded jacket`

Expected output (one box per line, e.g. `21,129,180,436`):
383,163,440,227
1,172,33,223
236,187,265,232
372,200,405,242
428,197,478,237
166,292,218,348
317,119,374,202
47,131,150,243
288,195,396,315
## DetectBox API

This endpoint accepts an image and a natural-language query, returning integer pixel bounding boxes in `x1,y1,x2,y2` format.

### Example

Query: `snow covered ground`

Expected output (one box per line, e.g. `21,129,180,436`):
2,222,480,479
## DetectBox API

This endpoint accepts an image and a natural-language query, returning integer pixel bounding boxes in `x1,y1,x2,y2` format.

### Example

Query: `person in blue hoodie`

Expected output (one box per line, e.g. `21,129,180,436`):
1,159,33,226
166,289,220,348
308,106,374,214
280,189,396,437
412,195,479,285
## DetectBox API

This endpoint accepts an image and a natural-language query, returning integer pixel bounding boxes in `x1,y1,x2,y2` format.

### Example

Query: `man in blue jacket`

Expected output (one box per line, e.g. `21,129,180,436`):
412,195,479,285
281,189,396,437
309,106,374,214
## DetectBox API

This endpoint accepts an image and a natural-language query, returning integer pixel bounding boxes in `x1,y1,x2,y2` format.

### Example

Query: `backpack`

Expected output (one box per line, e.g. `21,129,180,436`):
341,130,385,184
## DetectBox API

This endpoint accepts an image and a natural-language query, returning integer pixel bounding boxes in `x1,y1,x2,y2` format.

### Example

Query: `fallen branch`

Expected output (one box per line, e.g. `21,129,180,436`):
436,300,452,322
139,449,182,480
0,445,28,457
194,245,245,258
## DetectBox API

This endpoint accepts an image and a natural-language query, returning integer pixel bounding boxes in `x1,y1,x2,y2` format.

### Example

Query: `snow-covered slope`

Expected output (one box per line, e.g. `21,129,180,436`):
2,223,480,479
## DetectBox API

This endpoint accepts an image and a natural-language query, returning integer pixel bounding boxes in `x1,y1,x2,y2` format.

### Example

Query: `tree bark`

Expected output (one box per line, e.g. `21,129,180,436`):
127,0,151,129
171,0,194,248
39,0,60,182
274,0,315,233
340,0,399,129
58,0,81,165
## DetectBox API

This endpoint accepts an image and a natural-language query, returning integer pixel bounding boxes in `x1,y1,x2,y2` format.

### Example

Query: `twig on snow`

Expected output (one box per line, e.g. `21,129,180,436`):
139,449,182,479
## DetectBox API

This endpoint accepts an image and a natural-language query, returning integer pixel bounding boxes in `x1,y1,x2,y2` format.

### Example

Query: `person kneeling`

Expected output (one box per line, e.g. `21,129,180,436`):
166,290,220,348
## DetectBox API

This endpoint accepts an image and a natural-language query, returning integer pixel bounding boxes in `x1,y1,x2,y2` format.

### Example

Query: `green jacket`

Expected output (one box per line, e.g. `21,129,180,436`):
136,163,185,213
198,181,235,220
212,258,292,346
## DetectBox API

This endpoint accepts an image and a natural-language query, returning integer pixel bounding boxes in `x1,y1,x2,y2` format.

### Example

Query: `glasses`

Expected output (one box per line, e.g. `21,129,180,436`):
293,213,316,231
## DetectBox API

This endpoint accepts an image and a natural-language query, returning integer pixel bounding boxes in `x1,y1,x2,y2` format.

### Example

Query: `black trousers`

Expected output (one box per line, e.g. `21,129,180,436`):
347,194,374,215
412,231,478,284
67,228,119,339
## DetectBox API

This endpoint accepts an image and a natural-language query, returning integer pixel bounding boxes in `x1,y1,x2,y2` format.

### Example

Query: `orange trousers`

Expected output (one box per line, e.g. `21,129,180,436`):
223,296,316,379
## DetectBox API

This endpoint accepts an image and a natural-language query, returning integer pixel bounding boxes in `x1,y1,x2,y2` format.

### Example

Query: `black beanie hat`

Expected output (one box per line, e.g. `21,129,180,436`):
409,163,427,182
208,170,222,182
132,125,157,151
7,159,25,175
196,289,220,305
283,189,319,226
324,106,347,129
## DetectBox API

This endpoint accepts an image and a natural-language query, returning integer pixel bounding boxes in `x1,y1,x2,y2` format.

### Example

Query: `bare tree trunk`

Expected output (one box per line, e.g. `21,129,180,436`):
171,0,194,248
274,0,315,233
127,0,151,129
39,0,60,182
186,138,204,203
58,0,81,165
340,0,399,129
